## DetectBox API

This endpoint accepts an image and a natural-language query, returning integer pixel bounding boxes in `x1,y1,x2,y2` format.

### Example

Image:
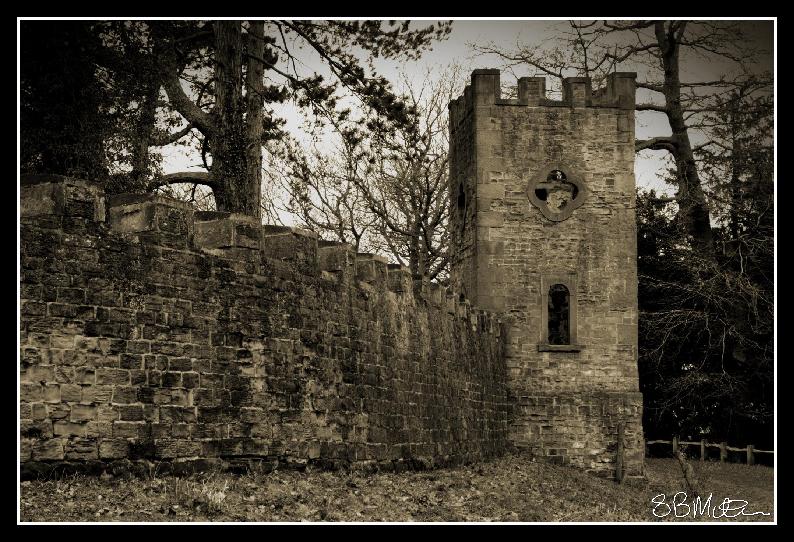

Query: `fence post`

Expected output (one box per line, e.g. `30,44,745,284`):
672,436,678,455
720,442,727,463
747,445,755,466
616,423,625,484
700,439,706,461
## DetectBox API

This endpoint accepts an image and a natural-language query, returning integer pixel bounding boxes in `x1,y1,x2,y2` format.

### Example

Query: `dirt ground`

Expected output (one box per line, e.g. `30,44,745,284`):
18,454,774,523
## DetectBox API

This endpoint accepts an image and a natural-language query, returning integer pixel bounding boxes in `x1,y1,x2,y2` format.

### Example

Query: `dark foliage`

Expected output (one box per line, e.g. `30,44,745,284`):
20,21,112,182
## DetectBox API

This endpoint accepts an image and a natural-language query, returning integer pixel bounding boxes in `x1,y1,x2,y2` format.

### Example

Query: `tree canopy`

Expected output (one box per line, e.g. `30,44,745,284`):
20,19,452,215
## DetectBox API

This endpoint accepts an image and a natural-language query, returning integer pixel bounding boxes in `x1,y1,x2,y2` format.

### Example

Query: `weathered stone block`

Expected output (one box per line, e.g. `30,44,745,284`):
32,439,64,461
479,183,505,199
99,439,129,459
478,211,504,227
117,405,144,422
70,403,98,422
23,365,55,383
20,383,43,402
387,264,413,294
43,383,61,403
194,213,255,247
318,243,355,276
54,420,86,437
355,253,389,285
60,384,82,403
261,226,319,274
21,419,53,439
155,439,202,459
65,437,99,460
20,175,105,221
108,194,194,237
20,439,32,462
96,368,130,385
110,386,137,404
113,421,144,439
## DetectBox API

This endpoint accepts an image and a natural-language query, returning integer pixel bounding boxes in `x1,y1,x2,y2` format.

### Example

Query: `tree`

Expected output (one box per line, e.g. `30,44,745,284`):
272,66,461,282
21,21,114,181
21,20,453,217
20,20,188,194
353,67,457,282
636,81,773,447
146,20,452,217
268,136,378,252
637,190,773,448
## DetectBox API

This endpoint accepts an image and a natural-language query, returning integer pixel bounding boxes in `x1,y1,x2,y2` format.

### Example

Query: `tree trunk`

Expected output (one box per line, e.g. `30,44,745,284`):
728,94,743,244
244,20,265,219
211,21,258,216
408,217,429,280
656,21,714,255
131,83,159,190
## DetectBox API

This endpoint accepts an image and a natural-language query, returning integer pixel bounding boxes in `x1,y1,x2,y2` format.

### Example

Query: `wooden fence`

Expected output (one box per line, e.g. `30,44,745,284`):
645,437,774,466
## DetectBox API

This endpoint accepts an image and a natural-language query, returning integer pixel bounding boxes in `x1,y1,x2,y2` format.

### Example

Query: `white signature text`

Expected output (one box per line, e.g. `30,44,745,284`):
651,492,771,519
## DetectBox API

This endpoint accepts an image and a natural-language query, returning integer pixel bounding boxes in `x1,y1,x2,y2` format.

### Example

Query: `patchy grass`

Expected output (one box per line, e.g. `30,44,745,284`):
18,454,773,523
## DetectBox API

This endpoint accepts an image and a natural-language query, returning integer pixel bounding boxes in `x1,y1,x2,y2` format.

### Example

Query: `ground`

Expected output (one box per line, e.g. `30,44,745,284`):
19,454,774,523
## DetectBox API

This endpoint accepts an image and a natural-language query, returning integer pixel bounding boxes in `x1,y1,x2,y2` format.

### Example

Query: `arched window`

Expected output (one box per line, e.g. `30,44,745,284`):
539,274,580,352
547,284,570,345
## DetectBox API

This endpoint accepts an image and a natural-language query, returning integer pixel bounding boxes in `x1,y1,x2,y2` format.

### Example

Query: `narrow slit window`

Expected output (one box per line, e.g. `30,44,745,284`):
548,284,570,345
457,183,466,211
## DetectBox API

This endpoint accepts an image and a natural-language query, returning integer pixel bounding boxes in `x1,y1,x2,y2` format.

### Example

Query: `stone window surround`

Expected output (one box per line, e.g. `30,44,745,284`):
526,163,588,222
538,273,582,352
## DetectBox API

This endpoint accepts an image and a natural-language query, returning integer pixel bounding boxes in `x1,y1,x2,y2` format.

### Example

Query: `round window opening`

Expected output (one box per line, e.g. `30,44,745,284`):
533,170,579,213
527,165,587,222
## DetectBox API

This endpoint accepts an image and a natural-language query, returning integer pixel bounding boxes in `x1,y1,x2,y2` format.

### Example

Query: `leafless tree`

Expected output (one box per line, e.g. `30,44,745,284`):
267,136,378,252
356,67,462,282
272,66,464,282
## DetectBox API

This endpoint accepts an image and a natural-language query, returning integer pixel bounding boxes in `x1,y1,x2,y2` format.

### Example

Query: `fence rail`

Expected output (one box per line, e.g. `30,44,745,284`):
645,438,773,465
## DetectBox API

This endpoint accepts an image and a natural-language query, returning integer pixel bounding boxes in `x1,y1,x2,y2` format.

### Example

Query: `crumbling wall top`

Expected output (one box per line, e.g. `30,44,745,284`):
20,175,499,332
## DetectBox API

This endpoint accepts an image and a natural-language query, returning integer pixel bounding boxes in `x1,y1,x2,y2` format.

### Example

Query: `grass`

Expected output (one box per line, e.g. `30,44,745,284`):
18,454,774,523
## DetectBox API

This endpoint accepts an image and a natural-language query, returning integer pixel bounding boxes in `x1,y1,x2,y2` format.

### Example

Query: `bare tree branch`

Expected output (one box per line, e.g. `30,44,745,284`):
148,171,215,191
636,137,678,153
151,124,195,146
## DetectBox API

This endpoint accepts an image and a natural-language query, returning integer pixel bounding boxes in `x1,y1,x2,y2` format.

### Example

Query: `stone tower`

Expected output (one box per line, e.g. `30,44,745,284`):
449,69,644,476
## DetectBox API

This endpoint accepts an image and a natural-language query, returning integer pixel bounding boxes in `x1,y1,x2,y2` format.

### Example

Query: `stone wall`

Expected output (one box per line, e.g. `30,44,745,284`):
19,175,509,477
448,70,644,477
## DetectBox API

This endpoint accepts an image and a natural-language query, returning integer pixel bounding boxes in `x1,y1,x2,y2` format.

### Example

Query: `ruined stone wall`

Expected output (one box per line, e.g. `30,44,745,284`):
19,175,509,477
448,71,644,477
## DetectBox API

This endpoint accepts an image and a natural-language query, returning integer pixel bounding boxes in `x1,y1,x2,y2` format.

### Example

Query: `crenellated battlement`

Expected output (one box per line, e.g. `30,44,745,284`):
20,175,492,322
449,69,637,130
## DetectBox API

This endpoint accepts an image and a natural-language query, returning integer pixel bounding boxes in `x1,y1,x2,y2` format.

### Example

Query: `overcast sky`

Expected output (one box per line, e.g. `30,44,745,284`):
162,18,774,203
